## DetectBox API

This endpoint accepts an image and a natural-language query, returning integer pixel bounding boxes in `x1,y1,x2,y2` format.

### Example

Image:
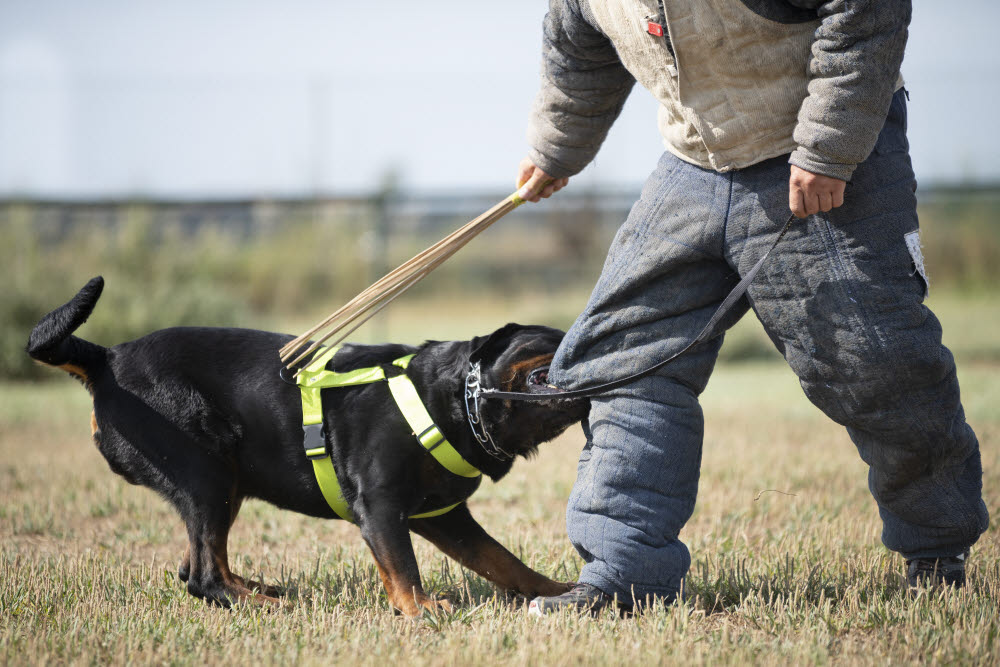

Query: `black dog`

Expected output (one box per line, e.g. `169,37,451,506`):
27,277,588,615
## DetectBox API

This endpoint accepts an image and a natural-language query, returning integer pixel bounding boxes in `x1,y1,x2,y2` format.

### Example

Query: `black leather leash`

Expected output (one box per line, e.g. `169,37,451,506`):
479,212,798,402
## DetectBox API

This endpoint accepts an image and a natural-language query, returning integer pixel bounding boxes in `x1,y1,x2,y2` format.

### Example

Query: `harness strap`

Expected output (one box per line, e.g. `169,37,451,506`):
388,355,480,478
298,346,354,520
309,456,354,521
310,456,463,522
296,346,479,523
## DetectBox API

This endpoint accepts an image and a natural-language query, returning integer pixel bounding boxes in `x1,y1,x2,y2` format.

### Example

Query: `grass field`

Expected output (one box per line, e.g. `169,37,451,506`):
1,296,998,665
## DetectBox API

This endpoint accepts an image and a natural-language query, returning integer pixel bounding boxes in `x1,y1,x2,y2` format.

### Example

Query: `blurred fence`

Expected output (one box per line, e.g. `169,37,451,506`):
2,185,999,379
1,187,635,306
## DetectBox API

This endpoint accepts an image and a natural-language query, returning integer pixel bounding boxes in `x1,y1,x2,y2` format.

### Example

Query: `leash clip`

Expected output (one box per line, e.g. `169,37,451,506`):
279,365,300,385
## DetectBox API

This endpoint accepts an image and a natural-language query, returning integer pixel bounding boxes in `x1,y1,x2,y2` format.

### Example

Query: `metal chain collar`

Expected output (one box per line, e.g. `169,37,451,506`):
463,361,515,461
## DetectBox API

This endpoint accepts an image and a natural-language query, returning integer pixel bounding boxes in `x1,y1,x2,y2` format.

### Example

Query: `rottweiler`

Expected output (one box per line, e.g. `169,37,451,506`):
27,277,588,616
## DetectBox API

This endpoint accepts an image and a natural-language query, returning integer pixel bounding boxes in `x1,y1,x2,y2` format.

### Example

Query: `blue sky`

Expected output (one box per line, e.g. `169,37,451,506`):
1,0,997,197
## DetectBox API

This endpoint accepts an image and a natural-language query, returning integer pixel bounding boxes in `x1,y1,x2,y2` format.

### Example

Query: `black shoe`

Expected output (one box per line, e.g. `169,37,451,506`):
906,552,968,588
527,582,628,616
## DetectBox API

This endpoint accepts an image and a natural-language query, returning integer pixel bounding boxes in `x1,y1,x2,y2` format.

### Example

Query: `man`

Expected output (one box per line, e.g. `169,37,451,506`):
516,0,988,614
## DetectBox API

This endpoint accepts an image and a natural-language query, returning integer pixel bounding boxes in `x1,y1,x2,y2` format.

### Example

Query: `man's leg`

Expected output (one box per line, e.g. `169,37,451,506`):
548,152,746,606
730,89,988,563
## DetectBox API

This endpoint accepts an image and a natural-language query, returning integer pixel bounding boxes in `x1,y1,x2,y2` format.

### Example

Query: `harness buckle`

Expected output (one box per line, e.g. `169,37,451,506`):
417,425,446,452
302,423,328,459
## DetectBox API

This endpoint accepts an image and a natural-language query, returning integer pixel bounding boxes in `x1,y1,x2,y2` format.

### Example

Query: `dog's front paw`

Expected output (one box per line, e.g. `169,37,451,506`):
529,579,575,597
393,594,453,617
421,597,453,614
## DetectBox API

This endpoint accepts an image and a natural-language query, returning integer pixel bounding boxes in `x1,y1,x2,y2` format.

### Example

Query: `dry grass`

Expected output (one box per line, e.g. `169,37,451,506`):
1,352,997,665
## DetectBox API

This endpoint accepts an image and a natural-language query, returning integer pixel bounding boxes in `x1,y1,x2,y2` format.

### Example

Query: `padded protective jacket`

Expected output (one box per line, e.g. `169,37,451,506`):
527,0,910,181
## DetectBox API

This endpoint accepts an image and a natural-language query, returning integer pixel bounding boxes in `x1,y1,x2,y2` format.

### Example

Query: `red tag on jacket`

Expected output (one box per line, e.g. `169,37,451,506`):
647,21,664,37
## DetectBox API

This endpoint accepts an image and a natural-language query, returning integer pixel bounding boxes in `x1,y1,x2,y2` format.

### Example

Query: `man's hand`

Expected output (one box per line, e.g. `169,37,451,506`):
789,165,847,218
517,158,569,203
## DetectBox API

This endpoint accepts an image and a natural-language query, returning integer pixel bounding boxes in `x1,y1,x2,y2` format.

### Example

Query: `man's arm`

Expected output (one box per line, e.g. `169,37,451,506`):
788,0,911,217
520,0,635,201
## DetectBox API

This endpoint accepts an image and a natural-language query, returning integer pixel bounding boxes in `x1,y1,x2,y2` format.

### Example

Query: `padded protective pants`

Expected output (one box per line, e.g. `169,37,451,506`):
549,90,989,604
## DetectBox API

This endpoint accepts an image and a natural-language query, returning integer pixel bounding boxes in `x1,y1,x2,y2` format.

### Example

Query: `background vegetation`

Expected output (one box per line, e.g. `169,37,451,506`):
3,187,999,378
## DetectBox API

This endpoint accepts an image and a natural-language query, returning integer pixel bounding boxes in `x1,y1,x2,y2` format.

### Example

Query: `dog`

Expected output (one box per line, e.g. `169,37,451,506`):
27,277,588,616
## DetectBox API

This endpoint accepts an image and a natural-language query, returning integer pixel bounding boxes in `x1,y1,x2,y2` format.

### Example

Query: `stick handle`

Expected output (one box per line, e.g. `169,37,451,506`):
280,190,527,368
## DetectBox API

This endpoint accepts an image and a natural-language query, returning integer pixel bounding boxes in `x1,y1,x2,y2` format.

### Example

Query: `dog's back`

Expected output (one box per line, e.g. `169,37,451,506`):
28,277,272,447
28,279,297,494
26,280,406,516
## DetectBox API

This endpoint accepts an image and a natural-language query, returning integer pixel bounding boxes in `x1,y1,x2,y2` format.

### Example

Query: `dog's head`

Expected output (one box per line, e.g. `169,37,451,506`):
465,323,589,469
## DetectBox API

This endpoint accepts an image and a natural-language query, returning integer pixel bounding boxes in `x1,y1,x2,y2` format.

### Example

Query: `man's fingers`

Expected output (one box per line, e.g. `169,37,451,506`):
521,171,549,202
540,177,569,199
832,186,845,209
519,171,555,202
790,187,806,219
517,159,535,189
789,165,848,218
516,158,568,203
818,191,833,213
806,193,821,216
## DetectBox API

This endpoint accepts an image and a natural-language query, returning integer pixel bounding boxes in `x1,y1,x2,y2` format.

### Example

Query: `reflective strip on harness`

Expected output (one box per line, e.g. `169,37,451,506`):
302,365,389,391
387,374,480,478
295,346,481,523
310,456,353,521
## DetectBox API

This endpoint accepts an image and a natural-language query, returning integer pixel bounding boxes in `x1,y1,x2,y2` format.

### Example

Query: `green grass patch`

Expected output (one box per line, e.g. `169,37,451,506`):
1,359,997,665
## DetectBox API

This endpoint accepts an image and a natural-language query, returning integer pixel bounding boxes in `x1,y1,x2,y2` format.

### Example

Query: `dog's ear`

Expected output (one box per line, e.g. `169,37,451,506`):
469,322,524,366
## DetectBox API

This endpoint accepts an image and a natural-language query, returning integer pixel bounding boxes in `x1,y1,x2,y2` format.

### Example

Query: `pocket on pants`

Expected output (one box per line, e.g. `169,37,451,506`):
904,230,929,299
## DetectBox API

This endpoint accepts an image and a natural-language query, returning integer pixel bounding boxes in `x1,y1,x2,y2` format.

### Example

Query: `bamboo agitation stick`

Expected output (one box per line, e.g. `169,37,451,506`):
279,190,527,372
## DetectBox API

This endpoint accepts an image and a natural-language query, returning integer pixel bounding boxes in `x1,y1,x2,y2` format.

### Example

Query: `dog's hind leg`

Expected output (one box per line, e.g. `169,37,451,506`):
356,502,450,617
410,504,572,599
182,499,280,608
177,492,283,600
220,498,285,598
178,496,237,585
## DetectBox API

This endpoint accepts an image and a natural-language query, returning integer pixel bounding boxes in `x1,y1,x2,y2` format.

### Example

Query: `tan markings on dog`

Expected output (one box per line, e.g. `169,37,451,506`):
410,516,571,599
370,554,449,616
212,550,238,587
502,353,555,391
371,559,406,613
441,533,568,598
211,542,280,606
472,542,569,597
57,363,94,393
90,411,99,437
214,499,280,599
57,362,88,381
232,573,282,598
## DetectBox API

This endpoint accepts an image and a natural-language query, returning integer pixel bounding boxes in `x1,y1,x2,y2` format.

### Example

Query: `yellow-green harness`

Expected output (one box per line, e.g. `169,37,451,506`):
296,345,481,522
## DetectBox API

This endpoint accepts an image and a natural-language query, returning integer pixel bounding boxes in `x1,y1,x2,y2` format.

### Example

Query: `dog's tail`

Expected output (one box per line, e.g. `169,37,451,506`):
27,276,108,384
